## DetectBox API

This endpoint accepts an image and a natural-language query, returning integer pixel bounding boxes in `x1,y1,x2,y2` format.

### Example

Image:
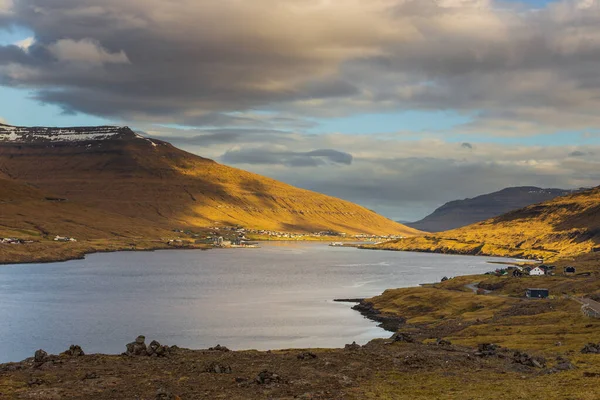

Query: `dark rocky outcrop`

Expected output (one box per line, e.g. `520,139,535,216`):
475,343,500,357
205,362,232,374
344,342,361,351
156,388,180,400
34,349,49,363
297,352,318,360
208,344,230,352
125,336,170,357
391,332,415,343
255,370,283,385
582,343,600,354
512,351,546,369
352,301,405,332
61,345,85,357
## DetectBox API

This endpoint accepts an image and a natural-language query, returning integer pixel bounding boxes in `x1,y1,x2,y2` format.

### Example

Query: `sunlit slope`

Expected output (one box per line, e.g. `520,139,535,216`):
0,126,417,235
375,187,600,260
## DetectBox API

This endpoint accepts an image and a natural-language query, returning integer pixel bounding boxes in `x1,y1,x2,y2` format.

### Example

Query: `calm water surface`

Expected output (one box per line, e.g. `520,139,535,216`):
0,242,515,362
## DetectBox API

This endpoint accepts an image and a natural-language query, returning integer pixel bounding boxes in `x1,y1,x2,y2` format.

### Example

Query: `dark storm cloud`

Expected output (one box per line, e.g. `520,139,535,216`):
1,0,600,133
220,148,353,167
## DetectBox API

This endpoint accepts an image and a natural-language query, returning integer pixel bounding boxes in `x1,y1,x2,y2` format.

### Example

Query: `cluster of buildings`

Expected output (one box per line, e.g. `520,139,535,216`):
491,265,578,277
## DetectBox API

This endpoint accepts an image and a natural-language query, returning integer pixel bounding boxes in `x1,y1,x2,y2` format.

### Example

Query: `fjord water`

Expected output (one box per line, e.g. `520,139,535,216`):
0,243,513,362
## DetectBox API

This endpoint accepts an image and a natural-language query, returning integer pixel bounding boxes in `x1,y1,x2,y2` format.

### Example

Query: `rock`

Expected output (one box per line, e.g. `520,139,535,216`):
554,356,576,371
344,341,361,351
126,336,148,356
255,370,283,385
82,372,99,380
27,377,45,387
156,388,180,400
584,372,600,378
205,362,232,374
581,343,600,354
436,338,451,346
62,345,85,357
512,351,546,368
208,344,230,352
475,343,499,357
34,349,49,363
147,340,169,357
391,332,415,343
297,352,318,360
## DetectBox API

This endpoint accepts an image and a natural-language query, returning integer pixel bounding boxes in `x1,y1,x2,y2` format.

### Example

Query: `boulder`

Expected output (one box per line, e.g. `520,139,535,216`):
344,341,361,351
436,338,452,346
126,336,148,356
512,351,546,368
391,332,415,343
205,362,232,374
208,344,230,352
147,340,170,357
475,343,499,357
27,377,45,387
297,352,318,360
34,349,49,363
255,370,283,385
581,343,600,354
62,345,85,357
156,388,181,400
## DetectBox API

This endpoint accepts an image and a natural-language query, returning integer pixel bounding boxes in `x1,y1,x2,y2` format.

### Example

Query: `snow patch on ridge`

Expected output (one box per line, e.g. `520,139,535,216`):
0,124,139,143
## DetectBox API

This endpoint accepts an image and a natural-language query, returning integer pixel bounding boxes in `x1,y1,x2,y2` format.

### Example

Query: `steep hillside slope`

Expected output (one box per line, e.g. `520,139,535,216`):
0,124,416,236
375,187,600,260
407,186,577,232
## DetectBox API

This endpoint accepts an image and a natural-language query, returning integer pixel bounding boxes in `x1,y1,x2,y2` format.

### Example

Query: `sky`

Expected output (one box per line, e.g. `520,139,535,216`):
1,0,600,221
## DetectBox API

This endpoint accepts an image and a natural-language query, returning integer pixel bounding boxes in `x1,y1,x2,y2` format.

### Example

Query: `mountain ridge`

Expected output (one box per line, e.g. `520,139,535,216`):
375,186,600,261
406,186,580,232
0,124,417,249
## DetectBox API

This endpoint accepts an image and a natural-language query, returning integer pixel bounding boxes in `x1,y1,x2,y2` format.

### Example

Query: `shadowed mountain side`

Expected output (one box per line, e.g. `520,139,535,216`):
374,187,600,260
406,186,577,232
0,125,417,236
0,177,182,263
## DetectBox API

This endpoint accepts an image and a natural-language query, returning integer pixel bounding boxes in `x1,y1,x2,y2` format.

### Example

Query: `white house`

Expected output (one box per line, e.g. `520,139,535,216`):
529,266,546,276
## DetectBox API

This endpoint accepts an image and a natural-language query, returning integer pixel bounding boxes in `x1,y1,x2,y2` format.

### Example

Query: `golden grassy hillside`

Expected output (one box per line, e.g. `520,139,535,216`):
0,126,417,237
372,187,600,260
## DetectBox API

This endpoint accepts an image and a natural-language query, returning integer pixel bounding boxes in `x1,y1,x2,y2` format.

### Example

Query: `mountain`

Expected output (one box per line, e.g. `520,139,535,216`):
0,124,417,240
375,187,600,260
406,186,578,232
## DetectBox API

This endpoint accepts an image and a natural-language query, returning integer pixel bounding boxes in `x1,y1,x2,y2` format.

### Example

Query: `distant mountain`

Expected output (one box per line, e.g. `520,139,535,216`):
0,124,418,238
405,186,579,232
378,186,600,261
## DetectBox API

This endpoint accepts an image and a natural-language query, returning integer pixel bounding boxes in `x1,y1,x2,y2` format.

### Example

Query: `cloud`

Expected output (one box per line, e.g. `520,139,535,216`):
0,0,599,133
221,147,353,167
0,0,12,15
47,39,129,65
568,150,594,157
